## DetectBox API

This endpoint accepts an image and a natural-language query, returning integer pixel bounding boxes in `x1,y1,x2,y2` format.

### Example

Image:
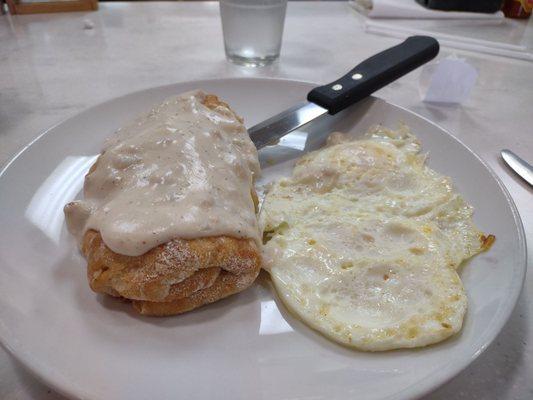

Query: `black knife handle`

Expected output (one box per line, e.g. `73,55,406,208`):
307,36,439,115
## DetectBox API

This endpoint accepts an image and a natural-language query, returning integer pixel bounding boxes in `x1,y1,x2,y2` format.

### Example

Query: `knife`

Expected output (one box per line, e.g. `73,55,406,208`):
249,36,439,149
501,149,533,187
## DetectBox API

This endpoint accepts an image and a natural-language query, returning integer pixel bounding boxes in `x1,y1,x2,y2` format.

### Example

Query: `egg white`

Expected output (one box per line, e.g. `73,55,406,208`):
260,126,488,351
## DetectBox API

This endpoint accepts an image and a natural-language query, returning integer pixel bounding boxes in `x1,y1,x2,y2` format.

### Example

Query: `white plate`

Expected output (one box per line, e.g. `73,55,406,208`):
0,78,526,400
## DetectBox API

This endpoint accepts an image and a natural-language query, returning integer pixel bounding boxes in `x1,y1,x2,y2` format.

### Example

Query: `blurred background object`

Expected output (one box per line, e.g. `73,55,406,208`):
351,0,505,18
418,56,477,104
415,0,503,13
5,0,97,14
351,0,533,60
502,0,532,18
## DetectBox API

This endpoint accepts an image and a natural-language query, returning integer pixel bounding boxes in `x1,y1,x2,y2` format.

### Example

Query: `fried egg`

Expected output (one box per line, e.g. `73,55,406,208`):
260,125,492,351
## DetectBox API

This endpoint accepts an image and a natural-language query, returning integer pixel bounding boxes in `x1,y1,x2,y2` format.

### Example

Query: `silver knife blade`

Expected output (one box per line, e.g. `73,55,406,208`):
501,149,533,187
248,101,328,149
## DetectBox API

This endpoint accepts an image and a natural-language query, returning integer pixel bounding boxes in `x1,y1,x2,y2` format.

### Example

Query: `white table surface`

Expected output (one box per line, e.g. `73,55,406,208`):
0,2,531,399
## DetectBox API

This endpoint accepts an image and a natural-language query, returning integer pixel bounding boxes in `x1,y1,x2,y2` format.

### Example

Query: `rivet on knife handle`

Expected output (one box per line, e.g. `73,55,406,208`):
307,36,440,115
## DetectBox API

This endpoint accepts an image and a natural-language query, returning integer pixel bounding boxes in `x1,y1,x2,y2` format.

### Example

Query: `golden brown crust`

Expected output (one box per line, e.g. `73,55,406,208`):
78,93,261,316
82,230,261,314
132,269,258,316
202,94,244,124
480,234,496,251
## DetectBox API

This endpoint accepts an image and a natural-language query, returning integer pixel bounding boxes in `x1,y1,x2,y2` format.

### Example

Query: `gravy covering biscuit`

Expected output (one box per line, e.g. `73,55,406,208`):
65,91,261,315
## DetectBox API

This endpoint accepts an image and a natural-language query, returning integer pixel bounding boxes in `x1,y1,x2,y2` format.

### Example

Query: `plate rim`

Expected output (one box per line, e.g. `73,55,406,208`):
0,77,527,400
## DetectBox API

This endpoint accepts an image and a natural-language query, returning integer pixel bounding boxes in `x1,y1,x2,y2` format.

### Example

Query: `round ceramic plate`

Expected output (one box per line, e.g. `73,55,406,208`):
0,78,526,400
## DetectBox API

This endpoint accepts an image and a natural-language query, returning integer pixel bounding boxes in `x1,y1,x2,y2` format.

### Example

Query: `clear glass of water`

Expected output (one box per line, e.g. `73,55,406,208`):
220,0,288,67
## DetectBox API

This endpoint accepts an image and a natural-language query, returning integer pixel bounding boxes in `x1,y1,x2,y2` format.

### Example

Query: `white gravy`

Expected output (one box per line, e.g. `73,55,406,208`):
64,90,260,256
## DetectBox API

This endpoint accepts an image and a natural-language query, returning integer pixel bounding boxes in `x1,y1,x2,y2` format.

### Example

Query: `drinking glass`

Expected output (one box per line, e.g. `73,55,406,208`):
219,0,288,67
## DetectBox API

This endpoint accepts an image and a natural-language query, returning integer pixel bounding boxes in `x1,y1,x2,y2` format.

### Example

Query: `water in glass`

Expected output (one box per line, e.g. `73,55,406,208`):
220,0,287,67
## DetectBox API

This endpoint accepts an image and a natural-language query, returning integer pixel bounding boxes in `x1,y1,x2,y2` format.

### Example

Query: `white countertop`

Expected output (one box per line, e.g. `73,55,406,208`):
0,2,531,399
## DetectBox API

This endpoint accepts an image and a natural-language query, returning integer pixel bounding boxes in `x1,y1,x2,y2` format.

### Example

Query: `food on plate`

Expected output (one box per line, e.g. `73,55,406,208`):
260,125,494,351
64,91,262,316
